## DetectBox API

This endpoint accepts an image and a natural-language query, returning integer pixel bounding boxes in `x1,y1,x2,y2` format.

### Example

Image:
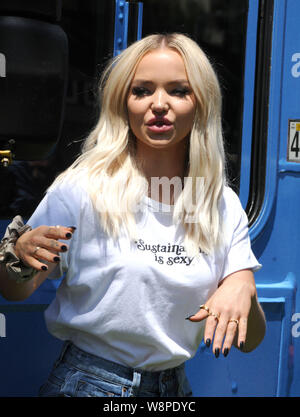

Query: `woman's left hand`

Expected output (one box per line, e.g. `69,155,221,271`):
187,269,265,357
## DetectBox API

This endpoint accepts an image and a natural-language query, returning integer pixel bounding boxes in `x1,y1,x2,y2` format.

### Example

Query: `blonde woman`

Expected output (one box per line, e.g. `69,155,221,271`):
0,33,265,397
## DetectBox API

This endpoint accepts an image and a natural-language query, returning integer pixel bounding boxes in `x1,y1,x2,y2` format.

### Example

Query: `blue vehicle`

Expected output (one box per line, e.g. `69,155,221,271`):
0,0,299,397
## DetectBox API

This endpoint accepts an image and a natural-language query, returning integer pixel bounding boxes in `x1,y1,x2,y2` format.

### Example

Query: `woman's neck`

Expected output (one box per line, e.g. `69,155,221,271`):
135,141,189,204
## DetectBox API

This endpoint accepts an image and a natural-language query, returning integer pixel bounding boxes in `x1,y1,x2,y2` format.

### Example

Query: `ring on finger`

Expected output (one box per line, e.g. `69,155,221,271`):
228,319,239,325
209,312,220,321
199,304,210,313
33,246,41,255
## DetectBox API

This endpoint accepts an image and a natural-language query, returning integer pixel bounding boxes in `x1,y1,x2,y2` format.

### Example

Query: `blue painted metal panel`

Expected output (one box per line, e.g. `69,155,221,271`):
274,0,300,396
136,2,143,41
245,0,300,396
113,0,143,56
0,306,62,396
114,0,129,56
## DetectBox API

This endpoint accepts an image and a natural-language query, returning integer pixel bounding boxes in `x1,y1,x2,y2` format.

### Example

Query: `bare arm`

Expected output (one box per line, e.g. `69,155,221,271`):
0,225,74,302
187,269,266,356
238,284,266,352
215,270,266,352
0,262,55,301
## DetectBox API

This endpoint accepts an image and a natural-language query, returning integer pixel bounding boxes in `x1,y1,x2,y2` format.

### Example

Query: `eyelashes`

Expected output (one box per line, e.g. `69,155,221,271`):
132,87,150,97
131,86,191,98
172,88,191,97
171,87,190,97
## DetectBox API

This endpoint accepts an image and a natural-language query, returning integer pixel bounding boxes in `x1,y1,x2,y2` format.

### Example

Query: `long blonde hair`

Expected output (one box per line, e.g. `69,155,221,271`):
50,33,226,256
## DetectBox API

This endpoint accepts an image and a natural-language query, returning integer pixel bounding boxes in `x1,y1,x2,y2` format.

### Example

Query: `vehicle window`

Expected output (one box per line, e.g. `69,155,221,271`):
0,0,114,219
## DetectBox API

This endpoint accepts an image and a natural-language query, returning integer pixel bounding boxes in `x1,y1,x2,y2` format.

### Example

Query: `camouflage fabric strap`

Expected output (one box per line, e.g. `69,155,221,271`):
0,216,35,283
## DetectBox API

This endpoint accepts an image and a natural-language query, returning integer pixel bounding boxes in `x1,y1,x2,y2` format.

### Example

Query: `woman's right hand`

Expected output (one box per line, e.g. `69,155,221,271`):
15,225,75,272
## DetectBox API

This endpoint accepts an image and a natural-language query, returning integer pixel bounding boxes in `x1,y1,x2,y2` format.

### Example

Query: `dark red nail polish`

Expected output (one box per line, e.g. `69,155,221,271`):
215,348,220,358
41,265,48,271
54,256,60,262
223,348,229,357
61,245,68,251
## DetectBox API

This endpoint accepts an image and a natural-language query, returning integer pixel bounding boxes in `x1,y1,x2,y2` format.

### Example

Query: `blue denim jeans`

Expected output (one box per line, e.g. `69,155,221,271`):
38,341,193,397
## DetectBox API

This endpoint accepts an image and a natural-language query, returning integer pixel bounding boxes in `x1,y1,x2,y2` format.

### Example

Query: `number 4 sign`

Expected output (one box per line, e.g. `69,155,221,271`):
288,120,300,162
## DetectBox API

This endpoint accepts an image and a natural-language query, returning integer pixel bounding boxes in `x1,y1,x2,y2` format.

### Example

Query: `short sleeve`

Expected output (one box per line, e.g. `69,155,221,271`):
220,188,262,282
27,184,75,279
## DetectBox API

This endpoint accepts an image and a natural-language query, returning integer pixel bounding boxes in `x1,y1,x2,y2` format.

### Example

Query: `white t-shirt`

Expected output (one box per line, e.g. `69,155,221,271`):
28,180,261,371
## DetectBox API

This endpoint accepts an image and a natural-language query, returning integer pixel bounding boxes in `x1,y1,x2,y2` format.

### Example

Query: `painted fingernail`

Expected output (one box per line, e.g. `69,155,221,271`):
215,348,220,358
41,265,48,271
53,256,60,262
61,245,68,251
239,341,245,351
65,233,72,239
67,226,76,230
205,339,211,348
185,315,194,320
223,348,229,357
